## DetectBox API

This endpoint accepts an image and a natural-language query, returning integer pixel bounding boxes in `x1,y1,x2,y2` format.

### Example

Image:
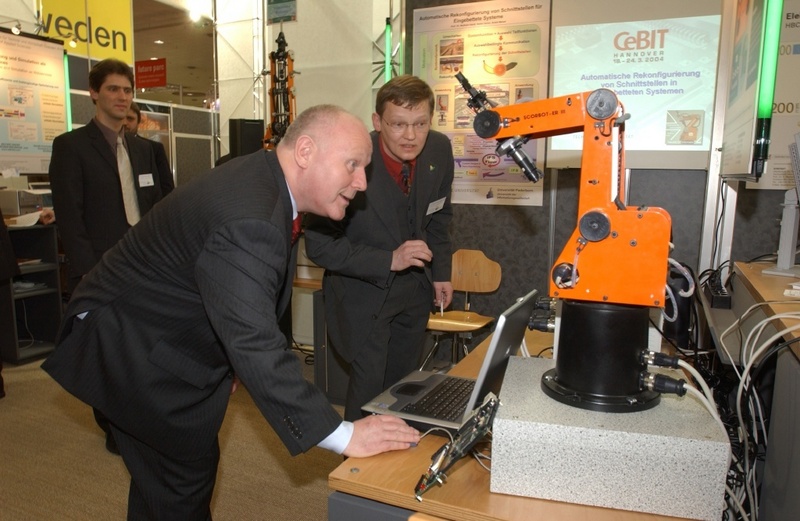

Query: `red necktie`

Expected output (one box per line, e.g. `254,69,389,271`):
400,162,411,195
291,213,303,245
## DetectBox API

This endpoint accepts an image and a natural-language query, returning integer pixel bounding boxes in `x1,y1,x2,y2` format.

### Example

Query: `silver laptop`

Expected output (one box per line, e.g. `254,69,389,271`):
361,289,538,432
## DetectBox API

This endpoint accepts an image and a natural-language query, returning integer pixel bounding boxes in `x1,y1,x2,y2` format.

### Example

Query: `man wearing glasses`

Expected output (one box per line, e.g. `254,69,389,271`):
305,75,455,421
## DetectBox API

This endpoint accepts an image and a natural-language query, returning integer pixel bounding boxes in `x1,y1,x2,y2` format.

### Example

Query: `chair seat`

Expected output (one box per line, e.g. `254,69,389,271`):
427,311,494,333
419,249,502,370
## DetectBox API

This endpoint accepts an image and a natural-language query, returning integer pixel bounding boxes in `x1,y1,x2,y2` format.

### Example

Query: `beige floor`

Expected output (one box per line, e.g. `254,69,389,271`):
0,347,342,520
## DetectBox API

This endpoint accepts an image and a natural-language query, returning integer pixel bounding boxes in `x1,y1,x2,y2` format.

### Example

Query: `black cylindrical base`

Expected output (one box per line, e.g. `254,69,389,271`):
541,300,660,413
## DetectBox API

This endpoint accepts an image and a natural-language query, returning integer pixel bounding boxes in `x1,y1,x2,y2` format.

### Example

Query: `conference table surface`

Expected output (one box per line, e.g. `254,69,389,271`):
328,330,692,521
734,261,800,353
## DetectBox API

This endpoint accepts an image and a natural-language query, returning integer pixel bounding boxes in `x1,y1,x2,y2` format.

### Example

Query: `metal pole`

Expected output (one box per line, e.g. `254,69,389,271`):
212,0,220,160
261,0,268,120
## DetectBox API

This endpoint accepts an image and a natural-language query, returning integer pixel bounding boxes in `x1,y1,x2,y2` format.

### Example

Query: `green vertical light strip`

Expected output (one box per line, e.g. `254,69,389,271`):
750,0,784,178
384,17,392,83
64,52,72,132
757,0,784,118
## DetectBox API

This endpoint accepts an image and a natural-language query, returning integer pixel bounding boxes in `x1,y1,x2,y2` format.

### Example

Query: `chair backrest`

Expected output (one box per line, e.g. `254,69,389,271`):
451,249,502,297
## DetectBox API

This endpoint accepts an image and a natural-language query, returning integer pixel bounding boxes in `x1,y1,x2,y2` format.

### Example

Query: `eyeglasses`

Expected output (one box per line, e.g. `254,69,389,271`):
381,118,430,134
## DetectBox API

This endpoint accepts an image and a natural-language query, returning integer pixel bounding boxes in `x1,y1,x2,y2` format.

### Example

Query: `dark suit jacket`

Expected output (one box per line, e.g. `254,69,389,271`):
42,150,342,460
304,130,454,359
135,134,174,198
49,119,169,280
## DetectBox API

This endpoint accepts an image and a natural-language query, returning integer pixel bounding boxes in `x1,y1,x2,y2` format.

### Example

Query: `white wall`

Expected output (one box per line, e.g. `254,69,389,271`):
215,0,398,157
1,0,39,32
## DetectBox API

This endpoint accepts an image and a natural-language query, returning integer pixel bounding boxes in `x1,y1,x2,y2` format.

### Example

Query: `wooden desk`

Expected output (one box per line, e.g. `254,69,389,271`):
699,261,800,364
328,331,690,521
733,261,800,353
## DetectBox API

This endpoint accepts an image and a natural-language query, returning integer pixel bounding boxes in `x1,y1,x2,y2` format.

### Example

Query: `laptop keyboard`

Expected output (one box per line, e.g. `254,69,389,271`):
400,377,475,422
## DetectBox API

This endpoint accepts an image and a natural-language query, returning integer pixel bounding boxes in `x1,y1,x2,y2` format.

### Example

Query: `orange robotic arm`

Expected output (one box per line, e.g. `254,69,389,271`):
456,74,671,309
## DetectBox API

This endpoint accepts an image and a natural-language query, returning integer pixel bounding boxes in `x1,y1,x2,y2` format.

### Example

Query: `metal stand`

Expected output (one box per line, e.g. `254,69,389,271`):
419,331,471,370
762,189,800,278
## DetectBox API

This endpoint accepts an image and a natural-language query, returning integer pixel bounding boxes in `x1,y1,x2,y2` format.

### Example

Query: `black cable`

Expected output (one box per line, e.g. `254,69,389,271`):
681,264,703,353
747,252,778,263
288,333,315,364
648,317,696,358
697,267,718,284
739,339,798,436
711,177,733,270
534,346,553,357
723,266,738,290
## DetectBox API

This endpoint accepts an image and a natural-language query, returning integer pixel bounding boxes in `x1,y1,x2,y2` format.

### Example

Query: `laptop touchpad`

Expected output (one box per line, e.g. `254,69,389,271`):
395,383,427,396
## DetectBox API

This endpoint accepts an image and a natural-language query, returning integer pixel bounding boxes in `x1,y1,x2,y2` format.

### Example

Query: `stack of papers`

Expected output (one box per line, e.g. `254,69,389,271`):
12,281,48,294
5,211,42,228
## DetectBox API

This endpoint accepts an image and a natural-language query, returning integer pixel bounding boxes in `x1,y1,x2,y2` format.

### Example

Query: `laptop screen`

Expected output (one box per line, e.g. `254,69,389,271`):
464,288,538,414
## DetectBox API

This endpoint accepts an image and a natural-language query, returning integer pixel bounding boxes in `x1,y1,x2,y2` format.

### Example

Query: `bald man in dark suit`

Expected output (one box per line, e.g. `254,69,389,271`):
42,105,419,520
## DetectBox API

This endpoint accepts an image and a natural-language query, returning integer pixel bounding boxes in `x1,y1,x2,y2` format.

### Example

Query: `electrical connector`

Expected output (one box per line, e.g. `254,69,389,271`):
528,310,555,332
703,280,731,309
641,350,680,368
640,372,687,396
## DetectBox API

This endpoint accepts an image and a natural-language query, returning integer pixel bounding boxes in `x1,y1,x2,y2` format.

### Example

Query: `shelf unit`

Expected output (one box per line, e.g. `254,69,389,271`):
0,225,62,363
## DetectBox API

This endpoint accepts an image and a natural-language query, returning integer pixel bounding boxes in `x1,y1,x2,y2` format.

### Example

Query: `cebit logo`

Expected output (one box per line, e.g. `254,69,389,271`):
613,29,669,50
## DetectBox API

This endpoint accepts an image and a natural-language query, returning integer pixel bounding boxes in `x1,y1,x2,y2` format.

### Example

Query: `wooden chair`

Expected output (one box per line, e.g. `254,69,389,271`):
420,249,502,370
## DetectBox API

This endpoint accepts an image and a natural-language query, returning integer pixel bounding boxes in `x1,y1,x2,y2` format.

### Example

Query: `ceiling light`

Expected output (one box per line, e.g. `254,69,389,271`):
150,57,158,60
69,38,77,48
154,39,164,45
1,20,22,35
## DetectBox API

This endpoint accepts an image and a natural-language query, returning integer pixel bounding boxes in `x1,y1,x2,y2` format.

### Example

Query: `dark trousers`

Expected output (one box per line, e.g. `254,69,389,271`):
342,272,431,421
109,423,219,521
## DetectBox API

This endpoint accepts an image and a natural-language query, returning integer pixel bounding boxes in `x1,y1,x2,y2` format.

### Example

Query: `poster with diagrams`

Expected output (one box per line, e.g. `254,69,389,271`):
412,0,550,206
0,31,66,174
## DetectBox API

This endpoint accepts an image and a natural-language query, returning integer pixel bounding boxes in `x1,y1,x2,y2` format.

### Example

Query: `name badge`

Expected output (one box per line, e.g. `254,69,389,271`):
426,197,446,216
138,173,154,187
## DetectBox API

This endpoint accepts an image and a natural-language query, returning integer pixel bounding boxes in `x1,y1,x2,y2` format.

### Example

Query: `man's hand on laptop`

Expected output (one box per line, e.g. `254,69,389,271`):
343,415,421,458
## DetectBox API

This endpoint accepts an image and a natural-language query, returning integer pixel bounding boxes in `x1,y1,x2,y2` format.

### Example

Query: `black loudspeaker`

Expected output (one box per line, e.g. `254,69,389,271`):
312,290,350,406
229,118,264,158
663,263,692,349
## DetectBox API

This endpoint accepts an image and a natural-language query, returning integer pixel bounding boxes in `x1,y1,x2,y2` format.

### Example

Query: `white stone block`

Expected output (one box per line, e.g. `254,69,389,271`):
491,357,730,521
